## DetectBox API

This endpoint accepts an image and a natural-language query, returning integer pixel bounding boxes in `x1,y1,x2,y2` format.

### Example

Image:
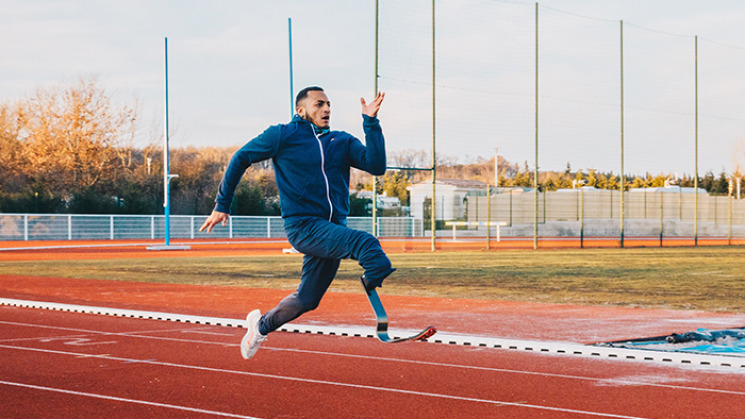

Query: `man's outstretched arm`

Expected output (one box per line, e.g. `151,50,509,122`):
200,126,281,233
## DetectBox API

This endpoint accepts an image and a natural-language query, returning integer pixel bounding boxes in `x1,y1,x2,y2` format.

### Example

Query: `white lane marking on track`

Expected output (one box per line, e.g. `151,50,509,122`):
0,344,646,419
38,336,118,346
181,330,234,336
0,379,261,419
3,319,745,397
0,320,236,347
0,319,221,337
266,347,745,397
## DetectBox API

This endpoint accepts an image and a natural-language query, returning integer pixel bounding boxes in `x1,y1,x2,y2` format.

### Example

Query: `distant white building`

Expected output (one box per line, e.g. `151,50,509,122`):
555,186,604,193
352,190,402,213
553,186,709,195
408,179,488,220
629,186,708,195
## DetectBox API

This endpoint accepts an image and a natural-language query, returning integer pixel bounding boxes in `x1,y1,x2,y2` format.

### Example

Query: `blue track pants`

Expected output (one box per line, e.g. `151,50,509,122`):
258,216,395,335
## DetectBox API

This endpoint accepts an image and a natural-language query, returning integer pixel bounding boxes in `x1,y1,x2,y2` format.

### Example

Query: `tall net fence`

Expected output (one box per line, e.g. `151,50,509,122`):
377,0,745,246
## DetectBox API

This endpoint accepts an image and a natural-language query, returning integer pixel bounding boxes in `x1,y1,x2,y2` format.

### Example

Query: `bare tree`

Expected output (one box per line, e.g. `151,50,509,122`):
16,76,137,195
0,103,24,191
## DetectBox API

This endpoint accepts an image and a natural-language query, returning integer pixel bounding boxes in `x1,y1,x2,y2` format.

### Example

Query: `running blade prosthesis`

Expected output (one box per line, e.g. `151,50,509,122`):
361,278,437,343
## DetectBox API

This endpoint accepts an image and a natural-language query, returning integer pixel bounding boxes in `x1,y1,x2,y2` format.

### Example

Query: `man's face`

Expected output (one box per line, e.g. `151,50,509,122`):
297,90,331,130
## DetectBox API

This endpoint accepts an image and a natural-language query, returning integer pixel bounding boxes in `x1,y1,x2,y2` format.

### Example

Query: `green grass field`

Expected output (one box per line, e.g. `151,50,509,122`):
2,247,744,312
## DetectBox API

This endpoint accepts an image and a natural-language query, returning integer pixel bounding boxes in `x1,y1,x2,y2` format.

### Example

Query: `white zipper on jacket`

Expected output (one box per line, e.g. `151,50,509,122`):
313,130,334,221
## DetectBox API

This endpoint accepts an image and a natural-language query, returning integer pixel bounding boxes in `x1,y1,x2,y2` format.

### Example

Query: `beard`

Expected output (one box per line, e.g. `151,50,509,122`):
307,115,330,129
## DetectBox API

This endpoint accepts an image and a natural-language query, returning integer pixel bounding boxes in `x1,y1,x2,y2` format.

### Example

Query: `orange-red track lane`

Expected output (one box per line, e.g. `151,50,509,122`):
2,276,745,418
2,306,745,419
2,241,745,418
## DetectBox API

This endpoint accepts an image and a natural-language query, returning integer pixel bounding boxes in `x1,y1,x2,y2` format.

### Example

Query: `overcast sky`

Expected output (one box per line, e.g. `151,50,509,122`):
2,0,744,176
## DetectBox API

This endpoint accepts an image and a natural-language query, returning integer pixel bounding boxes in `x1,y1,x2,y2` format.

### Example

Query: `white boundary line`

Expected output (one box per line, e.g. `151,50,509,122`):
0,345,648,419
3,318,743,397
2,297,745,370
0,379,262,419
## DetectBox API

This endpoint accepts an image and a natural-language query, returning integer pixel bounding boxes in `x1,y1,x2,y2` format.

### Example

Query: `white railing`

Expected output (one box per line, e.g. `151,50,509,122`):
0,214,424,242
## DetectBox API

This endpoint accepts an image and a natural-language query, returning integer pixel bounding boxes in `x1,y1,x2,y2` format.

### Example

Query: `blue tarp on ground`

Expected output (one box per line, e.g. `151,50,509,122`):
600,328,745,356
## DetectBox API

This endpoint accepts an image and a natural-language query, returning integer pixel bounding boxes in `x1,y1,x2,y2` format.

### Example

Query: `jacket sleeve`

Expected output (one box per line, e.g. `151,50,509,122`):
349,114,387,176
214,125,281,213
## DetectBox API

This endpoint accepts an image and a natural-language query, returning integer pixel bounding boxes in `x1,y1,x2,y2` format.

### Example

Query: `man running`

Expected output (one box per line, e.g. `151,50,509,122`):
199,86,395,360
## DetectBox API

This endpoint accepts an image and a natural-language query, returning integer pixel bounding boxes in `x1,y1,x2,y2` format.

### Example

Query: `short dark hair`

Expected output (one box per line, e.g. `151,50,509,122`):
295,86,324,107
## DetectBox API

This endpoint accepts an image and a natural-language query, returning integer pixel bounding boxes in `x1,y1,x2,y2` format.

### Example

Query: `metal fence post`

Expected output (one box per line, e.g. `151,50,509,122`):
580,188,585,248
24,215,28,241
729,178,733,246
486,185,491,250
509,192,513,226
110,215,114,240
68,214,72,240
729,193,733,246
659,191,664,247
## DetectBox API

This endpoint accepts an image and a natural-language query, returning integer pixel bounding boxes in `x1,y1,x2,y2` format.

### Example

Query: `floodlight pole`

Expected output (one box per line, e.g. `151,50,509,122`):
694,35,699,246
149,37,187,251
533,2,539,250
163,37,178,246
430,0,437,252
619,20,626,248
288,18,294,119
372,0,379,237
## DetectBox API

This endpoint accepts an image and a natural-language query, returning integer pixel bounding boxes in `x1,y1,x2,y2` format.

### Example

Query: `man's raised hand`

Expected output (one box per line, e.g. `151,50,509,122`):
361,91,385,118
199,210,229,233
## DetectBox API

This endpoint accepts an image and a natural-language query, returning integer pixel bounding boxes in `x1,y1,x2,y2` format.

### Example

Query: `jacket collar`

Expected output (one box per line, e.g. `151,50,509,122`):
292,114,330,135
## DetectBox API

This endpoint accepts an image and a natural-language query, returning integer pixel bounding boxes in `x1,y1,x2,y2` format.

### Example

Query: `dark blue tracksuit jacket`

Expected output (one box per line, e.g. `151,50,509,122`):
215,114,392,335
214,114,386,224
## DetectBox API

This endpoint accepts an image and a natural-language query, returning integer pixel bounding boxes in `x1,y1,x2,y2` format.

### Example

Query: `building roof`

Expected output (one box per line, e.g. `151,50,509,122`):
630,186,708,194
555,186,603,192
410,178,488,189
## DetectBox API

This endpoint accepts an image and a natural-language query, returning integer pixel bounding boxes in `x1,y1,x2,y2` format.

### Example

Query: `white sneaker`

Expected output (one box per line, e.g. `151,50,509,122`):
240,309,267,360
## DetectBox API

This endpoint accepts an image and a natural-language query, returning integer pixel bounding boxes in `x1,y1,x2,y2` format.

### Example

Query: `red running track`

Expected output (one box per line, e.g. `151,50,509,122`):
3,300,745,418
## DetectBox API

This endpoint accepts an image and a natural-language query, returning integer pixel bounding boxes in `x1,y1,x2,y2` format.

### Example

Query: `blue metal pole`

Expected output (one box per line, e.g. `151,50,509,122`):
163,36,171,246
288,18,294,118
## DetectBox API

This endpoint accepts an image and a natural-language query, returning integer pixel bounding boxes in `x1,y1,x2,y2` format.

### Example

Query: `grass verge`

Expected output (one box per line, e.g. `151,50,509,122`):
1,247,744,312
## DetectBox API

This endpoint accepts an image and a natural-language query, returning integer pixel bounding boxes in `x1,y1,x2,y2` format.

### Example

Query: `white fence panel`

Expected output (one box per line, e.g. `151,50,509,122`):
0,214,423,242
